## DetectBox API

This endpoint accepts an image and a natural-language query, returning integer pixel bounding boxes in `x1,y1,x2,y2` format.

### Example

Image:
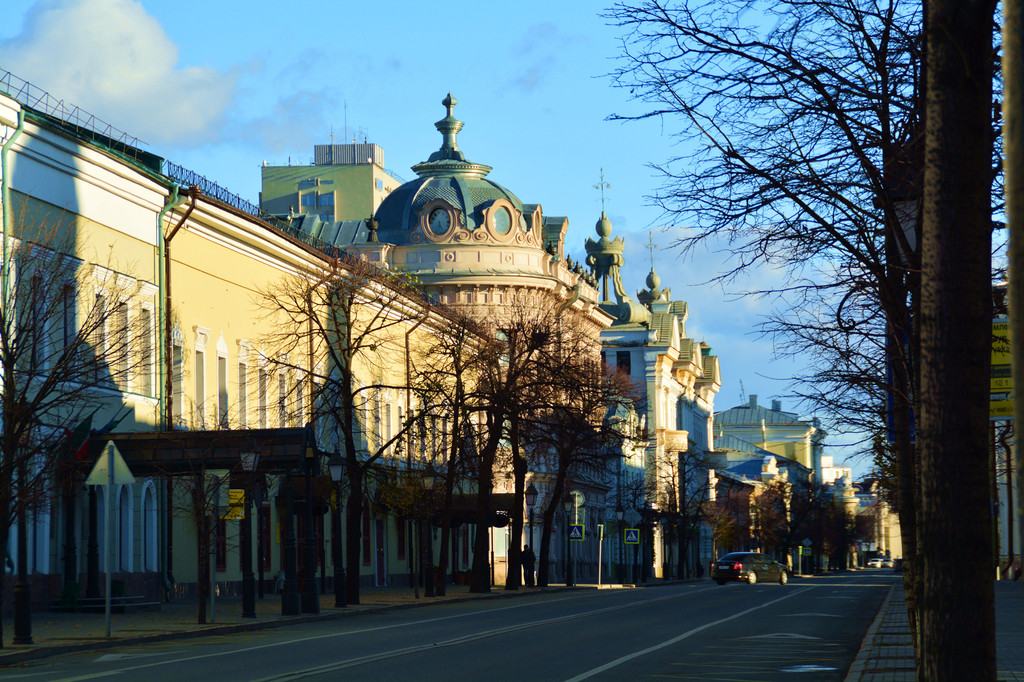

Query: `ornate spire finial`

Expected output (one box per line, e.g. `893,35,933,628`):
436,93,463,154
442,92,457,117
648,230,656,271
593,168,611,213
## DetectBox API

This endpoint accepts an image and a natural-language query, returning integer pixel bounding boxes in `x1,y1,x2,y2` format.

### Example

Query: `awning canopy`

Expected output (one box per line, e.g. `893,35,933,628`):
82,428,309,476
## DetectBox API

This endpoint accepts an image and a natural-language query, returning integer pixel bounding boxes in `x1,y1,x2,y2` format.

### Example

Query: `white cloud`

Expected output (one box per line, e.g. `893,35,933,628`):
0,0,236,147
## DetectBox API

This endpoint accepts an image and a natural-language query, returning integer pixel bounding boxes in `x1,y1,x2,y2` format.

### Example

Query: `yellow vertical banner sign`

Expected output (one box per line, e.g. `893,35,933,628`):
991,318,1013,419
222,489,245,520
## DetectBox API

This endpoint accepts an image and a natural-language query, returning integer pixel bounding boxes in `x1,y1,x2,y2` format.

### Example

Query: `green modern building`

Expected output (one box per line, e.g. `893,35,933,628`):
259,142,402,222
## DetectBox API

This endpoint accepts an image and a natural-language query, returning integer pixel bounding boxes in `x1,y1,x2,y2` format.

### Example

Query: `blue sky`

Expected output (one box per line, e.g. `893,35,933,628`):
0,0,867,471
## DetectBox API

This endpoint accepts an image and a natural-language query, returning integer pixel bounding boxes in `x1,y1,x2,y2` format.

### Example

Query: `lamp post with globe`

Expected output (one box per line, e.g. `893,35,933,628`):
328,453,346,608
615,503,625,584
563,496,574,587
525,484,538,553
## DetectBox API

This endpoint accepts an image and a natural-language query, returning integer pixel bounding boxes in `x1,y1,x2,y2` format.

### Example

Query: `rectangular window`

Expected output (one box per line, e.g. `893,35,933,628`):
441,416,449,459
139,308,153,395
114,301,129,390
318,193,334,206
92,293,106,383
172,342,184,423
300,193,316,207
375,178,383,191
616,351,631,377
60,284,75,353
28,275,44,369
397,519,406,561
259,503,271,571
237,363,248,428
258,369,268,428
295,376,305,426
278,373,287,427
362,509,372,566
215,518,227,572
218,356,229,428
195,350,205,424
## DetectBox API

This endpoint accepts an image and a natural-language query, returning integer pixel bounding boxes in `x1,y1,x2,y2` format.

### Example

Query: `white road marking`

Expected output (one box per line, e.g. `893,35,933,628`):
52,590,696,681
94,653,167,662
564,587,814,681
743,632,821,639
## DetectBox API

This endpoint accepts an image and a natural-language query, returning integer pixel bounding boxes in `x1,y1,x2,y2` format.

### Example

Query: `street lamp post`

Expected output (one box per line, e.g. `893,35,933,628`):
13,482,31,644
563,496,574,587
525,484,537,588
300,431,320,614
422,465,437,598
328,453,346,608
615,503,624,585
240,450,259,618
525,484,538,554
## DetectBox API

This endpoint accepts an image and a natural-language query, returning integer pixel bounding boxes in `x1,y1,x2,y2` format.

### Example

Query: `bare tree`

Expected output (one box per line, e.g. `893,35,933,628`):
461,295,554,594
602,0,935,653
161,449,237,625
256,253,431,605
0,212,145,646
524,327,638,588
411,310,488,596
919,0,998,677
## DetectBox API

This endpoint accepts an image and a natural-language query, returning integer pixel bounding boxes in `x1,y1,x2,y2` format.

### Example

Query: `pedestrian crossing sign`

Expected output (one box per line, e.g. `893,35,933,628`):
569,524,585,542
624,528,640,545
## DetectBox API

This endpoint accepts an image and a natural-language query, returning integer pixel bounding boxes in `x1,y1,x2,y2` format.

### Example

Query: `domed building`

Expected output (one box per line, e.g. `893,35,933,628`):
289,94,609,326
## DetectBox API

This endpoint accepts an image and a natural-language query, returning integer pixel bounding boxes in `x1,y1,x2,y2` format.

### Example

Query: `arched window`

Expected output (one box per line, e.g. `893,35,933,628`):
118,485,133,571
142,483,158,571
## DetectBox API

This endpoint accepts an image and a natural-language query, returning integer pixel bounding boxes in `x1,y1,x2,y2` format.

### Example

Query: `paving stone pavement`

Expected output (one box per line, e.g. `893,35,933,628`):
845,579,1024,682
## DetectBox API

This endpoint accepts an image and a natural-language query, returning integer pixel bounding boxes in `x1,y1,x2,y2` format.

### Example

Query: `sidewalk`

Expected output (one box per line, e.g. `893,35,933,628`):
0,583,570,666
845,579,1024,681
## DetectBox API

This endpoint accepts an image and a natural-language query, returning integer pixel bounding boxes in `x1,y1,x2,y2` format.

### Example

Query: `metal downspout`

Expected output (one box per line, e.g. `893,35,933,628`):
156,184,185,597
1,110,26,323
162,186,198,430
157,185,197,598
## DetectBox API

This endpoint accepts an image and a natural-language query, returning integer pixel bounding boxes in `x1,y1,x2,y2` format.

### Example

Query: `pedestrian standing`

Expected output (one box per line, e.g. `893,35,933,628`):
522,545,536,587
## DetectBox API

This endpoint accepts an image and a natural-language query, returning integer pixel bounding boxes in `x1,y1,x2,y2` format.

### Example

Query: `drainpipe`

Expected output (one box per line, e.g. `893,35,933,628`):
162,186,199,430
157,185,184,428
157,184,198,598
1,109,26,322
404,311,428,597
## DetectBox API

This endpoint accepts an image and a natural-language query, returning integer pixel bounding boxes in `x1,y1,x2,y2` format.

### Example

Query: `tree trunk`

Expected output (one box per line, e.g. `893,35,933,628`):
469,419,499,593
0,525,8,648
536,468,568,587
506,415,526,590
345,469,363,605
919,1,997,678
196,512,208,625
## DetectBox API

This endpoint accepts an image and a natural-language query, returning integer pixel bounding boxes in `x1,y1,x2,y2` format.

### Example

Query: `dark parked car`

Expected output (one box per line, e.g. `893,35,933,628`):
712,552,790,585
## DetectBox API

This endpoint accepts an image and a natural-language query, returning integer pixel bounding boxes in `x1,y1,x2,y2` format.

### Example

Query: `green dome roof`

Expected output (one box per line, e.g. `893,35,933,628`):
374,94,527,243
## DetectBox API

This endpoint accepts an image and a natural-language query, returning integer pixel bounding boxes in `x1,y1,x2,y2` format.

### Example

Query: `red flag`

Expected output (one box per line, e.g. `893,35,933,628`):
66,412,95,461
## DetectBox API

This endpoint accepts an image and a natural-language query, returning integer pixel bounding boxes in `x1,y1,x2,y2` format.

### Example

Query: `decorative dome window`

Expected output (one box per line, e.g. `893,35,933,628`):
417,200,462,241
494,207,512,235
481,199,524,243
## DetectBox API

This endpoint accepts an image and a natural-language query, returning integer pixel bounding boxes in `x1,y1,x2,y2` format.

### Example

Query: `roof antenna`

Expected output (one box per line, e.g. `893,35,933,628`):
593,168,611,214
739,380,746,403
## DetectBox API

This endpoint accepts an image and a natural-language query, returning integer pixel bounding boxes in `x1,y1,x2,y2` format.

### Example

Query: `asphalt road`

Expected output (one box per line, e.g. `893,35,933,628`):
3,572,896,682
